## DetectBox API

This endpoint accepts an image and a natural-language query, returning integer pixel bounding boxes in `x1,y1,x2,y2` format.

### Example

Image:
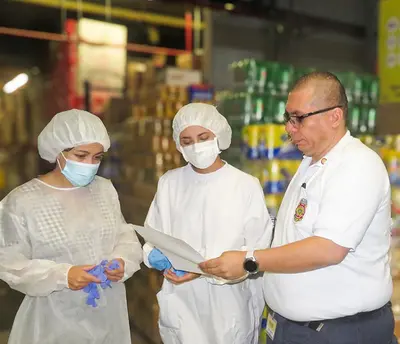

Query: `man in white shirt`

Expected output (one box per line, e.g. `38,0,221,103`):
200,72,397,343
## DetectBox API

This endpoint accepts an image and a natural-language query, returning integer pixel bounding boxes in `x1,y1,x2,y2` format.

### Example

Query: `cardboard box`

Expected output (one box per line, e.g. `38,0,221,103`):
157,67,202,87
176,53,203,71
103,98,132,126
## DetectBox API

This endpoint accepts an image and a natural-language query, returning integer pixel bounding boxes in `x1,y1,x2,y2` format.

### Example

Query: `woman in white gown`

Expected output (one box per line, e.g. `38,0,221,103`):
0,109,142,344
143,103,273,344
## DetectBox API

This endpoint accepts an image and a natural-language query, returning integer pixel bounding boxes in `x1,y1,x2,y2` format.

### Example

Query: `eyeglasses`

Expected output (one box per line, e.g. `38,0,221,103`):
284,105,343,127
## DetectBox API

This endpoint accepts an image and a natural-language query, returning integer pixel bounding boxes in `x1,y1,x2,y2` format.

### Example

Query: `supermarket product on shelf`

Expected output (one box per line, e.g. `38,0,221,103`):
156,67,202,87
337,72,378,136
347,103,377,136
225,59,379,136
188,84,214,103
242,124,288,160
218,59,308,220
219,59,380,189
230,59,294,96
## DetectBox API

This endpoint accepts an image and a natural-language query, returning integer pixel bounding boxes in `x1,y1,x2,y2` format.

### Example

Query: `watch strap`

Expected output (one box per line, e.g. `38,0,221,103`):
246,250,255,260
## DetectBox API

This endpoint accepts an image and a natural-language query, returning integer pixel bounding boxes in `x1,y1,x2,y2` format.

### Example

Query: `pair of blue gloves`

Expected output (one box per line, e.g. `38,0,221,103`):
83,259,120,307
148,248,187,277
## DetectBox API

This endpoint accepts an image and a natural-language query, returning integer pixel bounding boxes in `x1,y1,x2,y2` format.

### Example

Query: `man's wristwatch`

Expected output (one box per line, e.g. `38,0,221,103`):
243,251,259,275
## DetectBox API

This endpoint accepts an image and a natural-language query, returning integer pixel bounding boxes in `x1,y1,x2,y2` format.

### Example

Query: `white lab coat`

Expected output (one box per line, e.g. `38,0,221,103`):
0,177,142,344
144,163,273,344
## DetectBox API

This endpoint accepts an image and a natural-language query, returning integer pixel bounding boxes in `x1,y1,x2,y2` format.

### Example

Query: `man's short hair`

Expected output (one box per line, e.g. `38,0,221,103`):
290,71,348,119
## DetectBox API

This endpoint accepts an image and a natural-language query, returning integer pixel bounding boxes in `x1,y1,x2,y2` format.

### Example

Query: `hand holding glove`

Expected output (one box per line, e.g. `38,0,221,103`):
148,248,187,277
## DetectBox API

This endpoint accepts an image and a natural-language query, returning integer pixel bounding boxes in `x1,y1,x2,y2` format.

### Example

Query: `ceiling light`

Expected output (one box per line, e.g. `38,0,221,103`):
225,3,235,11
3,73,29,94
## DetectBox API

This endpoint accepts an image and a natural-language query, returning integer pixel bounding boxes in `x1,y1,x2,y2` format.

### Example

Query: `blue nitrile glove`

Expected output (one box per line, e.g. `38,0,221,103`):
148,248,187,277
83,259,120,307
171,267,187,277
148,248,172,271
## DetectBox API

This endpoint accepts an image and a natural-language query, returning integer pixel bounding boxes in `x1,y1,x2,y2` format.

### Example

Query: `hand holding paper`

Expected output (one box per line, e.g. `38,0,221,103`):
134,225,205,274
148,248,187,277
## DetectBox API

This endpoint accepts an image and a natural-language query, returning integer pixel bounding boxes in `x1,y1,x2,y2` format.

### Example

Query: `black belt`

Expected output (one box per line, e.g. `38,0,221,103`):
273,302,391,331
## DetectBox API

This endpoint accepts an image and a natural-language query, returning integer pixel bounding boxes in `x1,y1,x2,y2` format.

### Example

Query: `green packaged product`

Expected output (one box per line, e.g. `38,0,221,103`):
230,59,267,94
353,75,363,103
336,72,363,104
369,77,379,105
358,106,377,135
347,104,361,135
359,74,379,105
275,63,294,96
360,74,376,105
253,95,272,124
264,61,280,95
366,106,377,134
267,94,286,124
251,95,264,124
229,93,253,121
230,59,257,87
226,93,269,125
361,75,371,105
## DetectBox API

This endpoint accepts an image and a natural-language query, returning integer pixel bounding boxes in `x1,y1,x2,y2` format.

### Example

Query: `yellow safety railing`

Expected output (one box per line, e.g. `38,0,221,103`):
13,0,206,29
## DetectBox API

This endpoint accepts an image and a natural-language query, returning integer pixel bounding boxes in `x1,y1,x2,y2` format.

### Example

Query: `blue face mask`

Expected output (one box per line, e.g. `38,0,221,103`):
58,153,100,187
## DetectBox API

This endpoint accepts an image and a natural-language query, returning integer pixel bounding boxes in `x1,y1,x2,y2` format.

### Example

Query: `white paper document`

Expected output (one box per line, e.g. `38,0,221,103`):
133,225,205,274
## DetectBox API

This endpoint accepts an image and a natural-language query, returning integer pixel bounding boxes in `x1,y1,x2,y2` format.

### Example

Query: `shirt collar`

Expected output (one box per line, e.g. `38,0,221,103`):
185,161,230,182
302,130,352,167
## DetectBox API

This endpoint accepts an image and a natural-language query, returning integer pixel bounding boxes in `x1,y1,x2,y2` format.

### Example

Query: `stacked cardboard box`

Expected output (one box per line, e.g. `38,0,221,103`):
104,60,207,190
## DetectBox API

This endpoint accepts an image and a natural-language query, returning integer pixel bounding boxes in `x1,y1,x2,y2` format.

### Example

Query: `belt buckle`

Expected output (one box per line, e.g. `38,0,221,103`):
308,321,324,332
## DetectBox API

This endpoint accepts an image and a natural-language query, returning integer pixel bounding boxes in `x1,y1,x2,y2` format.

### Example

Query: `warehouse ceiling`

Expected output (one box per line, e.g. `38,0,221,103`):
0,0,190,72
0,0,375,76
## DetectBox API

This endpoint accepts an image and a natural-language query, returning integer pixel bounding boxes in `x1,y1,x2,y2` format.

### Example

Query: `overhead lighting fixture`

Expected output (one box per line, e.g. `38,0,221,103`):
3,73,29,94
225,2,235,11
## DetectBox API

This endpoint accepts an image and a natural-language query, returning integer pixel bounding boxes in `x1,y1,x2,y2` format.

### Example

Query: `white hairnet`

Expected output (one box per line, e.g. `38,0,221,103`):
172,103,232,150
38,109,111,163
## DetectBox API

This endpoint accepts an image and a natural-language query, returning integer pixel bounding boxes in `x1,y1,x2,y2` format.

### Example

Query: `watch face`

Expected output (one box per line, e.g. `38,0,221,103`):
244,259,258,273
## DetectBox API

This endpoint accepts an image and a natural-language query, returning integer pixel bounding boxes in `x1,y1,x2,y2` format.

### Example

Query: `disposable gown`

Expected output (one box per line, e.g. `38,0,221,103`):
143,163,273,344
0,176,142,344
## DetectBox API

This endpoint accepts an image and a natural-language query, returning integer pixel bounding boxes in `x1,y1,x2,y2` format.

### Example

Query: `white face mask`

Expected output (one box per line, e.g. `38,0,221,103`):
181,137,221,169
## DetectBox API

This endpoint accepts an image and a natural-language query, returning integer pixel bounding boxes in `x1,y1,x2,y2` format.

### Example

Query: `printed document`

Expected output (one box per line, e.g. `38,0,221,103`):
133,225,205,274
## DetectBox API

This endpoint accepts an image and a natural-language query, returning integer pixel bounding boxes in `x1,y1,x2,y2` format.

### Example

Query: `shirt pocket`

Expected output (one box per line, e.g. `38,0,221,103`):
293,198,319,239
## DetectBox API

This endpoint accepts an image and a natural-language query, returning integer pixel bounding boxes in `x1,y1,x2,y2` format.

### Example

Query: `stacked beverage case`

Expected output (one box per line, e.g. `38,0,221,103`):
218,60,311,217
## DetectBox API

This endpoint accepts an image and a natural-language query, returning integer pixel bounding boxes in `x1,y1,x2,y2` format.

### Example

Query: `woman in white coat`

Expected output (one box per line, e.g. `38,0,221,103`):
143,103,273,344
0,109,142,344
